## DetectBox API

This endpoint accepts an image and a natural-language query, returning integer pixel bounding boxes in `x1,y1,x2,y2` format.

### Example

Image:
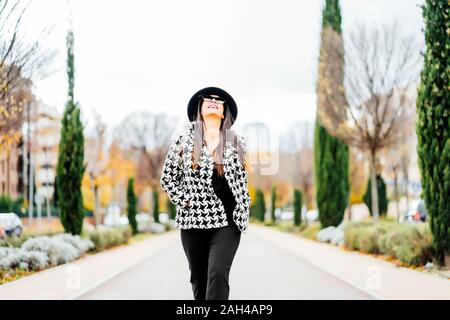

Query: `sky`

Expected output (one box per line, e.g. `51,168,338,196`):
20,0,425,138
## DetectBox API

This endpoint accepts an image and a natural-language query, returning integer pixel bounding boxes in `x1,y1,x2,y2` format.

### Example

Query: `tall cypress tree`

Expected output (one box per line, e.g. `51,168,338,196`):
152,190,160,223
363,175,388,218
254,189,266,222
416,0,449,266
56,29,85,235
270,186,276,222
127,177,138,235
293,189,302,226
314,0,349,228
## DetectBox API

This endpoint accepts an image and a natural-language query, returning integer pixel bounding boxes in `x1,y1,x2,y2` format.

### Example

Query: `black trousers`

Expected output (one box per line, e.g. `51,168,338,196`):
180,224,241,300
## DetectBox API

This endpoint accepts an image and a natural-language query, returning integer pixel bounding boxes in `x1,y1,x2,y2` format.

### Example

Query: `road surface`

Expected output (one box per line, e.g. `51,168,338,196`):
77,227,373,300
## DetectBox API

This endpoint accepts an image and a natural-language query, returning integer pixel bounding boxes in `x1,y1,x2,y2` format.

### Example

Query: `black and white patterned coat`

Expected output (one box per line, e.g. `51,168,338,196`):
160,121,251,233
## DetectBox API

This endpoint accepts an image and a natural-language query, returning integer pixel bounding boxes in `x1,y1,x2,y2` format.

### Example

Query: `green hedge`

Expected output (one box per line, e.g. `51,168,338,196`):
0,230,63,248
343,221,432,266
3,225,134,252
82,225,132,252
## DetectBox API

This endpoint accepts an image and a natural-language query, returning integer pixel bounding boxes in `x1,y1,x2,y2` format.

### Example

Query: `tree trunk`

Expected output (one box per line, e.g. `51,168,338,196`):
91,178,98,228
46,195,51,218
444,253,450,270
94,185,100,227
149,187,153,216
28,150,34,226
370,151,380,222
394,169,400,222
404,171,410,219
348,191,352,221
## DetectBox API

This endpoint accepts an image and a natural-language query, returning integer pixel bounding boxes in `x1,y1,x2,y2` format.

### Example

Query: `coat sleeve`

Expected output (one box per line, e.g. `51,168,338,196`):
160,134,190,208
236,134,252,206
236,134,248,172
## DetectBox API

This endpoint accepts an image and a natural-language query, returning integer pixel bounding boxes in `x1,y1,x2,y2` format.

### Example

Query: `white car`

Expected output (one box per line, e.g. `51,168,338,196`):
0,213,23,237
405,199,428,223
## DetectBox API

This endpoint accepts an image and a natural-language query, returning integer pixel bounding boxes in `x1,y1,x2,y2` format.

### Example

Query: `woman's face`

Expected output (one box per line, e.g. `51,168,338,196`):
200,94,225,120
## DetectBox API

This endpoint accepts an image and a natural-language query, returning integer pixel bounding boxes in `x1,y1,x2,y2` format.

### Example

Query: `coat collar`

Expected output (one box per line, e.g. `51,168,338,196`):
183,121,236,182
185,121,235,159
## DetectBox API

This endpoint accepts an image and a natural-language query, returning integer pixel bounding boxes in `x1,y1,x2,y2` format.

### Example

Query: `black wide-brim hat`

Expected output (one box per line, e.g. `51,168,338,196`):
187,86,238,124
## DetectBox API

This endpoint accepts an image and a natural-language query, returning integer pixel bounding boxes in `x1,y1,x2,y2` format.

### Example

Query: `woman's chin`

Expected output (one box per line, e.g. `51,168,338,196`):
203,112,222,119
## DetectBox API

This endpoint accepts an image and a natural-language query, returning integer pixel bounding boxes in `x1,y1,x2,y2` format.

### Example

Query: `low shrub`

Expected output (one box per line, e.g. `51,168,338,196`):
274,220,300,233
0,230,64,248
343,220,433,266
21,234,94,266
344,223,377,253
0,248,49,271
299,223,321,240
378,223,432,266
84,225,132,252
0,233,94,271
377,224,410,256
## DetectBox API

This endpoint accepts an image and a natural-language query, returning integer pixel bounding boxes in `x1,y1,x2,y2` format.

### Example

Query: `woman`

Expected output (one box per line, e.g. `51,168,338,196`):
160,86,252,300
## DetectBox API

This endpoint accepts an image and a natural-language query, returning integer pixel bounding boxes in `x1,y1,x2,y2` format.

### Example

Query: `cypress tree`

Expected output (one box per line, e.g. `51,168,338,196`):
127,177,138,235
53,176,58,208
254,189,266,222
293,189,302,226
416,0,449,265
314,0,349,228
56,29,85,235
270,185,276,222
0,196,13,212
363,175,388,218
152,190,160,223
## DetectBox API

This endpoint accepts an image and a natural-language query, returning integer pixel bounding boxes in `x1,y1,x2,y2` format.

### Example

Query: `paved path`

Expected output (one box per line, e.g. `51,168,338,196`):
3,224,448,299
77,227,372,300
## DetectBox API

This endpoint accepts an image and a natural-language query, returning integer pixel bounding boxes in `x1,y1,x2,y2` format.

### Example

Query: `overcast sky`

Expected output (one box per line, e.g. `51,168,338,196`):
23,0,424,137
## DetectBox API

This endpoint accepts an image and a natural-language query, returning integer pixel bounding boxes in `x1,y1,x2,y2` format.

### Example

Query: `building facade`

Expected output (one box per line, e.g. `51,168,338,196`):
31,101,61,202
0,144,20,198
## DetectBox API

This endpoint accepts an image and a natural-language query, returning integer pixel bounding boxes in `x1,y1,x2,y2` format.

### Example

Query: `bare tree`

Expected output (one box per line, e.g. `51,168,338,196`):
115,111,179,214
348,147,367,220
383,104,416,221
85,109,108,226
283,121,314,210
317,21,422,220
0,0,55,150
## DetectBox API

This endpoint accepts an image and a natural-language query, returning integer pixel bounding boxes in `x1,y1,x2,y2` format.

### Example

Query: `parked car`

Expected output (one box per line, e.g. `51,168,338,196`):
405,199,428,223
0,213,23,237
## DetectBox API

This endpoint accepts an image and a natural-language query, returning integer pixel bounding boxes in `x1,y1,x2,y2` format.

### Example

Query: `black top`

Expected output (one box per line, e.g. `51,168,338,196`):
211,164,237,227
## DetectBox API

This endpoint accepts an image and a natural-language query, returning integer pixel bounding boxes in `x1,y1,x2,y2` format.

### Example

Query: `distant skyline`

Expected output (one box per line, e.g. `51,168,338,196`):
23,0,424,138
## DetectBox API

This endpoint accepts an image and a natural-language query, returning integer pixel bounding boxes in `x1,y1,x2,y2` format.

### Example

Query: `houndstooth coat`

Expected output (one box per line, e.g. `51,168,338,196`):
160,121,251,233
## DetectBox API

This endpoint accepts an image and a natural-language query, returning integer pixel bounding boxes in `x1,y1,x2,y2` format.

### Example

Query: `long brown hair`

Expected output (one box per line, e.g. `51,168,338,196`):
190,95,248,176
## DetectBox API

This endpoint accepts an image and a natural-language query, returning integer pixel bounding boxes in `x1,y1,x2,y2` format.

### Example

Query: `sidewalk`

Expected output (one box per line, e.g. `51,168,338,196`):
0,230,179,300
1,224,449,299
250,224,450,300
